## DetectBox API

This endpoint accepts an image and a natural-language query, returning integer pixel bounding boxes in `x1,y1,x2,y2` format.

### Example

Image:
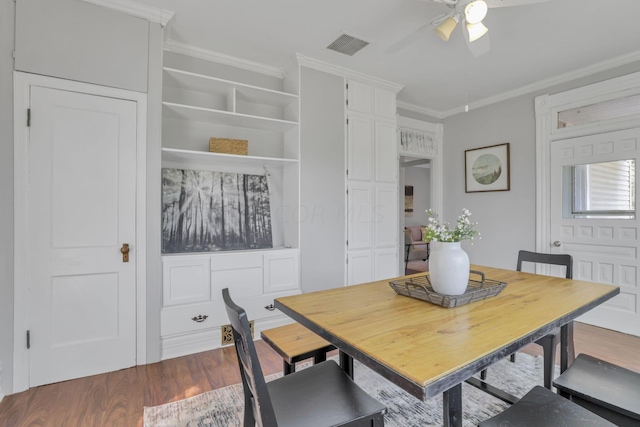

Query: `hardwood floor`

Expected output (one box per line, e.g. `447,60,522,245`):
1,323,639,427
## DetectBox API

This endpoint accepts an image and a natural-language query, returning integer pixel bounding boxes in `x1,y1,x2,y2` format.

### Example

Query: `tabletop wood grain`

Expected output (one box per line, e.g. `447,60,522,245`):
275,265,619,399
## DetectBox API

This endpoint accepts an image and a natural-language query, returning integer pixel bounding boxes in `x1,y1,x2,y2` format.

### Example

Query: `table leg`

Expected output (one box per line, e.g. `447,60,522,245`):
560,321,575,373
443,383,462,427
339,350,354,379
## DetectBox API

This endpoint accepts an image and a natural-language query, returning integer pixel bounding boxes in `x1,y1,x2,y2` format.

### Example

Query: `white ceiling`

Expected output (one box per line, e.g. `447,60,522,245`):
131,0,640,116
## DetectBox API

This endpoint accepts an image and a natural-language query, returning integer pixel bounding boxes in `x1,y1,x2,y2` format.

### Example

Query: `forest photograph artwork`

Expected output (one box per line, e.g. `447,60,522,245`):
162,168,273,253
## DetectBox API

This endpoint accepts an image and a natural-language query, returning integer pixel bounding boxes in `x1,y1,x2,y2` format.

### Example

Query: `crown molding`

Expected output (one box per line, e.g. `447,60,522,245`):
396,101,444,119
80,0,174,26
296,54,404,94
440,50,640,118
163,40,285,79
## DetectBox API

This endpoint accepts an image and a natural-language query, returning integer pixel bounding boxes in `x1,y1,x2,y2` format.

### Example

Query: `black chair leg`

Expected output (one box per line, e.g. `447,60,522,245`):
542,335,557,389
510,353,516,363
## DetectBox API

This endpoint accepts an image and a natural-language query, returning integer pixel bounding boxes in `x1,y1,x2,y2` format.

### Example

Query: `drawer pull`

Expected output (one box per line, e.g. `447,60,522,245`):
264,304,276,311
191,314,209,323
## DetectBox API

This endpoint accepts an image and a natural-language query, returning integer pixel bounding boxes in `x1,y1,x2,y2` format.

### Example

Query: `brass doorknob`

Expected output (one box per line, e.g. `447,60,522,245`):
121,243,130,262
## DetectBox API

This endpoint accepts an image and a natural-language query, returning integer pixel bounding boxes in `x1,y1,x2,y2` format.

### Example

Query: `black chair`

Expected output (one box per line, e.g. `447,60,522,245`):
222,288,386,427
479,385,616,427
480,250,573,389
553,354,640,427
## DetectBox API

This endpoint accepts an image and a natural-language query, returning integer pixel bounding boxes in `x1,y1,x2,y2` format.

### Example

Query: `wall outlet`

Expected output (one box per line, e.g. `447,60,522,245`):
221,320,254,345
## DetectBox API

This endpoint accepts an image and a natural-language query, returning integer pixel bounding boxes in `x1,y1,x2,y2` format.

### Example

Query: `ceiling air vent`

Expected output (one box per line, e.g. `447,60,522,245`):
327,33,370,56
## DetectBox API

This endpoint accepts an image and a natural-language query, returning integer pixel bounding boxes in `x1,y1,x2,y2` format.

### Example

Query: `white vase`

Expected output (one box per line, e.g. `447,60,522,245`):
428,241,470,295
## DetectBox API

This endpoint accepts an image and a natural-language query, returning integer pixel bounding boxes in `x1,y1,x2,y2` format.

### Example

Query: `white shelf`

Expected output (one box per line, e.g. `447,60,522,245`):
163,102,298,133
163,67,298,108
161,148,298,169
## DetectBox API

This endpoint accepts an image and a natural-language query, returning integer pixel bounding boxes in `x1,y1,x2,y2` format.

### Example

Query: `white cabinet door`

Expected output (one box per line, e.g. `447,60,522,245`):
374,184,398,248
264,250,299,293
347,181,373,250
162,256,211,306
347,113,374,181
375,120,398,183
347,80,373,114
347,250,373,286
210,252,263,300
375,248,399,280
374,88,397,119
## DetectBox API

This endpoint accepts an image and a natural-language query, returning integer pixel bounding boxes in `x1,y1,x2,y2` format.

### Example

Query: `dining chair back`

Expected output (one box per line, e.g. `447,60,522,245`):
222,288,386,427
517,250,573,278
480,250,573,389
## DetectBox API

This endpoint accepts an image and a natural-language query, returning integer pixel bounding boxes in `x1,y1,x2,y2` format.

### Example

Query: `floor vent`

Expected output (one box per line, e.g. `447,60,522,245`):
221,320,254,345
327,33,370,56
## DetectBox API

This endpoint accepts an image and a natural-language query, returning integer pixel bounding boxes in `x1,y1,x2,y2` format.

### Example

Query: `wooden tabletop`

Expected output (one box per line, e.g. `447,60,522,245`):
275,265,619,400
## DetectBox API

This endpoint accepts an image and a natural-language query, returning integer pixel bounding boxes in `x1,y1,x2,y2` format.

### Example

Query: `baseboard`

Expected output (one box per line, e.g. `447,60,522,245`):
0,362,4,403
161,315,294,361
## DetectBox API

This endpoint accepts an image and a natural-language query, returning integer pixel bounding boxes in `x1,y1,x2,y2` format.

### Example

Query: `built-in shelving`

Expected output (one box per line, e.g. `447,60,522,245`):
162,102,298,132
161,147,298,169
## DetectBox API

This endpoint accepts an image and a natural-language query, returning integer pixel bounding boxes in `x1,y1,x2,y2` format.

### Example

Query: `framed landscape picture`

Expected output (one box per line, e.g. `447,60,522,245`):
465,143,510,193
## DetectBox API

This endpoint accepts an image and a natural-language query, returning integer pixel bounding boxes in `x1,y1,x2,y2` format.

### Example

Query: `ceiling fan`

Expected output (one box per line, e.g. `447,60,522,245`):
386,0,551,57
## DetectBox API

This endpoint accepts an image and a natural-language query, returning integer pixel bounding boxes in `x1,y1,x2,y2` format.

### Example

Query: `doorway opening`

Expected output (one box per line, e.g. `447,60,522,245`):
400,156,431,274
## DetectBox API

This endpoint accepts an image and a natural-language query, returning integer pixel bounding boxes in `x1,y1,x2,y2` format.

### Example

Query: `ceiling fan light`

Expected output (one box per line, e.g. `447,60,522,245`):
464,0,488,25
434,15,459,42
467,21,488,42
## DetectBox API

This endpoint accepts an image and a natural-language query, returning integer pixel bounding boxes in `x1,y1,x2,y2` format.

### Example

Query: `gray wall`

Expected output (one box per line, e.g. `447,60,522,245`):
403,166,431,227
0,0,15,398
442,61,640,270
15,0,149,92
299,67,346,292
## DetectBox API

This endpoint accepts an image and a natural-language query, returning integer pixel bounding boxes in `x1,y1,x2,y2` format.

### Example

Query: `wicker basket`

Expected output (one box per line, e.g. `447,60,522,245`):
209,137,248,155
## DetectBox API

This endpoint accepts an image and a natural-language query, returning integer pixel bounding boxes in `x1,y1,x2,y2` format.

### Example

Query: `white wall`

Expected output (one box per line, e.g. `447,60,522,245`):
442,61,640,270
0,0,15,398
403,166,430,227
299,66,346,292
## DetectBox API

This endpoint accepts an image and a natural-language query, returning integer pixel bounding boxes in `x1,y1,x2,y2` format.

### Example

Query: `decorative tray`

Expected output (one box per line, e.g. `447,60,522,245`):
389,270,507,308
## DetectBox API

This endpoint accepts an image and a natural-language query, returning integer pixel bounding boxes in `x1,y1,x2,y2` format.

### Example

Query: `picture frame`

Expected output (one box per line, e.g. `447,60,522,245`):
465,143,510,193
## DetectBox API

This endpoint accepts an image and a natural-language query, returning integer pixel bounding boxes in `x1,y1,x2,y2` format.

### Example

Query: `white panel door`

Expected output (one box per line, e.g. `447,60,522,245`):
374,88,396,119
347,250,373,286
374,248,399,280
27,87,138,387
550,128,640,336
347,114,374,181
347,80,373,114
347,181,373,250
375,120,398,183
374,184,398,248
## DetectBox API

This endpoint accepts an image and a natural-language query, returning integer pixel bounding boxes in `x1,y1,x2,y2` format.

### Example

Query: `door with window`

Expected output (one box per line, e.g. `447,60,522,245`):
550,128,640,336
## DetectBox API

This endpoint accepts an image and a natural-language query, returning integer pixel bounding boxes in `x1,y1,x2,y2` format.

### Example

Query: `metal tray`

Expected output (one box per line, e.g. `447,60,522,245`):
389,270,507,308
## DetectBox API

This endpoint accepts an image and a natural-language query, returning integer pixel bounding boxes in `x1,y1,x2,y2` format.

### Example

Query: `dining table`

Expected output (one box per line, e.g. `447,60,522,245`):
274,265,620,427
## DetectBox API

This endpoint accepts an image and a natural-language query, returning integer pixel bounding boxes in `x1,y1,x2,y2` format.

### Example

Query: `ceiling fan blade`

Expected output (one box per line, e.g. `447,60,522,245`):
485,0,552,7
384,22,432,54
463,25,491,57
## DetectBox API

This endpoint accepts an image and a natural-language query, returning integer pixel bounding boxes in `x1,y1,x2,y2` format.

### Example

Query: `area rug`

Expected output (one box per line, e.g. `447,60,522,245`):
144,353,549,427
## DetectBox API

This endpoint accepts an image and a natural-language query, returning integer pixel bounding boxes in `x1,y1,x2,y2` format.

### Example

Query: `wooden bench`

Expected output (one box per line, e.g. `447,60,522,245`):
553,354,640,427
261,322,336,375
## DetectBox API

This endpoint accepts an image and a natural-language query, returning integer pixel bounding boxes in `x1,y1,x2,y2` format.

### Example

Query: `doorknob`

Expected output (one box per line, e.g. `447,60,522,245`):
553,241,562,247
121,243,130,262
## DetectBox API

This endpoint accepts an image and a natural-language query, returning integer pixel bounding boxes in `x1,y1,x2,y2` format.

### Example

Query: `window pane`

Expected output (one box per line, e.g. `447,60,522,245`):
572,160,635,218
558,94,640,129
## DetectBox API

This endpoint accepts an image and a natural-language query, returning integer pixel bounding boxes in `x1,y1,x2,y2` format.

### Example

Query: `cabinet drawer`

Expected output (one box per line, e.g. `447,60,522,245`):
235,290,300,321
161,301,226,337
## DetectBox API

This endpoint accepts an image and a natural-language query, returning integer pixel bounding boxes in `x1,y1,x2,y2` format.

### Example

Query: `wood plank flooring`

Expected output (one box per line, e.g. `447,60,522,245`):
1,323,639,427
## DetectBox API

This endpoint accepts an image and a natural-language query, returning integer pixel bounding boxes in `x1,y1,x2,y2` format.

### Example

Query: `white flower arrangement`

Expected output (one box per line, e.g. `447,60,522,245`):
422,209,481,243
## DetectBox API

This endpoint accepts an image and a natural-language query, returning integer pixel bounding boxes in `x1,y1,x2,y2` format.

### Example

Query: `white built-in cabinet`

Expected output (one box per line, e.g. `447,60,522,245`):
159,56,300,359
345,80,399,285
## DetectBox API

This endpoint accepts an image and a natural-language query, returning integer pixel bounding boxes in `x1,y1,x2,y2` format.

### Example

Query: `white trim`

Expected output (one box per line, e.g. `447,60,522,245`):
0,362,4,403
438,50,640,118
164,40,285,79
80,0,174,26
296,53,404,94
397,101,445,120
12,72,147,393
